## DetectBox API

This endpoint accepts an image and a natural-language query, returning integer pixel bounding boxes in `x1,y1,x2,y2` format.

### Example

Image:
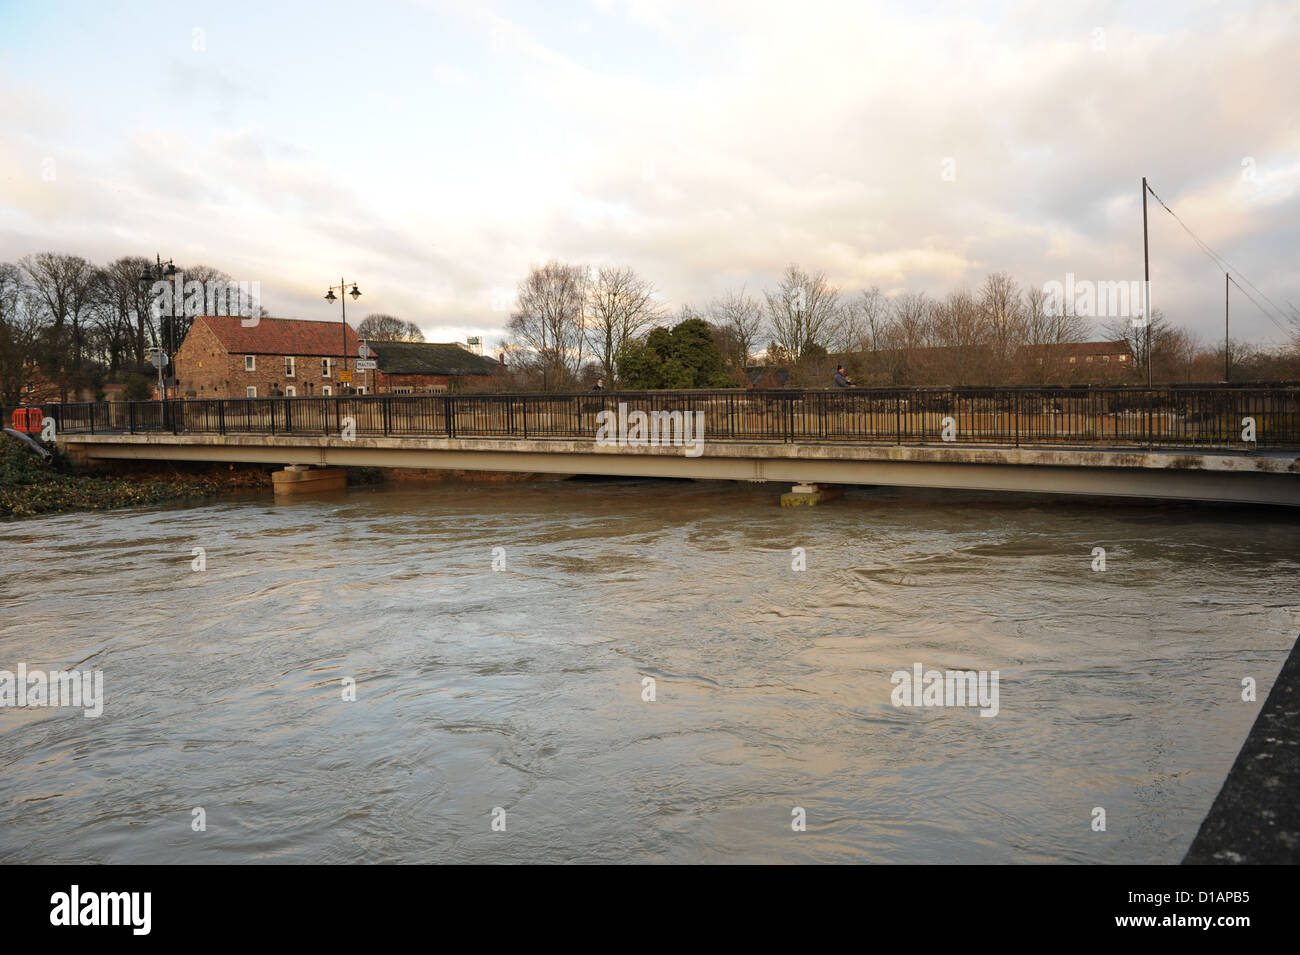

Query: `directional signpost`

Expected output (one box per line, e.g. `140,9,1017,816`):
355,360,377,370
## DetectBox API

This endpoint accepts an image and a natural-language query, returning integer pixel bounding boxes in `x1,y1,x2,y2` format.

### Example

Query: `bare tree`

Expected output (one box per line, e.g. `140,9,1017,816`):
585,266,662,385
508,261,588,390
89,257,152,375
357,314,424,341
929,288,991,383
19,252,97,399
764,264,841,358
0,262,46,404
980,272,1027,380
1021,286,1092,383
883,291,934,384
1104,310,1170,383
709,286,765,369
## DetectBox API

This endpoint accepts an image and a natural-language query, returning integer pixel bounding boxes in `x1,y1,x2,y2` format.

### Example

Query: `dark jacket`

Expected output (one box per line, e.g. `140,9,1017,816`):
833,371,852,389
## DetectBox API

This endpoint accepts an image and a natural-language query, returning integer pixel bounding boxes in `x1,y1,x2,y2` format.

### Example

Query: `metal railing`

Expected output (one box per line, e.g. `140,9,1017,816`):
9,385,1300,450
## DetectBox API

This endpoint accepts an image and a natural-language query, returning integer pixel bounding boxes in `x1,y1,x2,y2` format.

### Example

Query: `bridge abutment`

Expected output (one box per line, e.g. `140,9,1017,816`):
271,465,347,495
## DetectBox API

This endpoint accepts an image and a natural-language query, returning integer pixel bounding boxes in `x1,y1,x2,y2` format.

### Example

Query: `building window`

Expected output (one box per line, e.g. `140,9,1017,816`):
245,386,257,398
285,356,295,377
392,386,413,395
322,385,332,396
1118,354,1128,362
285,386,296,397
1069,356,1076,364
322,358,331,378
245,355,256,371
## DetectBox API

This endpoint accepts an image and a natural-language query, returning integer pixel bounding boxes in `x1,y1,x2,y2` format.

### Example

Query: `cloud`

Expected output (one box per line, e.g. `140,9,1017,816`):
0,0,1296,344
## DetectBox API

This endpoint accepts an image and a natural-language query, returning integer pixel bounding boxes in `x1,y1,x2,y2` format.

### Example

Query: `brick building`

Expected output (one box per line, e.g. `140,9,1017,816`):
174,315,362,398
1017,340,1133,380
367,341,503,394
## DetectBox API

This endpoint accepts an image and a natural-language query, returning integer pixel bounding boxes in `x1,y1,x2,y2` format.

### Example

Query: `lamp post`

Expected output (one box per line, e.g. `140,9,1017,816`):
138,255,179,400
324,278,361,391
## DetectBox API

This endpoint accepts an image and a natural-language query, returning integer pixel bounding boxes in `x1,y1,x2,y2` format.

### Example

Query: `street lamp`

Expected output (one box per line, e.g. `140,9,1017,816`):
324,278,361,391
138,254,179,400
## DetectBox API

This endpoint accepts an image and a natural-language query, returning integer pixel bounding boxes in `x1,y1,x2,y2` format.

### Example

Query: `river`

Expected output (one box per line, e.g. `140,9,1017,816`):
2,479,1297,863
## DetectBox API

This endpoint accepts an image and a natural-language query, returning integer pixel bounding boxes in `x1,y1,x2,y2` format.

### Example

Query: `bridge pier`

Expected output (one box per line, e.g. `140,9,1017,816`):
271,465,347,495
780,482,843,507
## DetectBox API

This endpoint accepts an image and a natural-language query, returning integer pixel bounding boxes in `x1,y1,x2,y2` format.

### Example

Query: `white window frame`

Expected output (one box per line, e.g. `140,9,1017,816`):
245,355,256,371
322,358,332,378
245,386,257,398
322,385,332,396
285,386,296,397
284,356,295,377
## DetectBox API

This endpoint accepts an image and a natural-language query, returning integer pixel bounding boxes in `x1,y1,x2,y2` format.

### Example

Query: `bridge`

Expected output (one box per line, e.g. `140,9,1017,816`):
22,385,1300,506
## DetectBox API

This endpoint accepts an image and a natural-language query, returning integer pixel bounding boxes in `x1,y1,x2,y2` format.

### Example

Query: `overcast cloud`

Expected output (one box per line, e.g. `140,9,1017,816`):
1,0,1296,346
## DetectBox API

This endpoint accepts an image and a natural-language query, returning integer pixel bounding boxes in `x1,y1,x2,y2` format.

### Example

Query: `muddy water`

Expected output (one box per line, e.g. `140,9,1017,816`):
1,480,1297,863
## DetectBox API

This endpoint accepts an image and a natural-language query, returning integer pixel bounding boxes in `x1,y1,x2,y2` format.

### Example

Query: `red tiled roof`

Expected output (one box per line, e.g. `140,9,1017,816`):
198,315,360,357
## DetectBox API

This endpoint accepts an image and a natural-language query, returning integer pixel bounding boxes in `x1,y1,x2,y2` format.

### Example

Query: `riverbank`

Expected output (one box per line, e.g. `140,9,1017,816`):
0,438,273,518
1183,632,1300,864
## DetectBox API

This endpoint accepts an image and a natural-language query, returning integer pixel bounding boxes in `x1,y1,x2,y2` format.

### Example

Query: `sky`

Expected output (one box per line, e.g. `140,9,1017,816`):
1,0,1297,349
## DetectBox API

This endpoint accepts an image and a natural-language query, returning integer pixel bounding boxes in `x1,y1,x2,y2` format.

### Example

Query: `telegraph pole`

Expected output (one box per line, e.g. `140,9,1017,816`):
1225,272,1230,382
1142,176,1151,387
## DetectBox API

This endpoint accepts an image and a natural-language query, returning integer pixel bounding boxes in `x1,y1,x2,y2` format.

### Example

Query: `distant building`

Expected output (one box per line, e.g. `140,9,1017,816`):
1017,340,1132,378
366,341,504,394
742,366,790,389
174,315,361,398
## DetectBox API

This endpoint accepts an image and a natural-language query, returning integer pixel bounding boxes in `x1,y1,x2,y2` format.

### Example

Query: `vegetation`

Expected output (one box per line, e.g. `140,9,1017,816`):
497,261,1299,391
0,438,268,519
5,248,1297,403
616,318,732,389
356,314,425,342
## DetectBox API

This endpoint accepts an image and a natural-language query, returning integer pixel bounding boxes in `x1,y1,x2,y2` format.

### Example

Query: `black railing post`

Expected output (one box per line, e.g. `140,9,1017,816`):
383,396,391,436
522,396,528,439
896,392,902,445
446,396,455,438
1014,390,1020,447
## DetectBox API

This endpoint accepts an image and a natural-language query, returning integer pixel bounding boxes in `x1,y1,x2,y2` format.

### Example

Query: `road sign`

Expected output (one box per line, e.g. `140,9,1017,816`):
358,343,370,359
150,352,168,369
339,370,353,383
355,359,377,370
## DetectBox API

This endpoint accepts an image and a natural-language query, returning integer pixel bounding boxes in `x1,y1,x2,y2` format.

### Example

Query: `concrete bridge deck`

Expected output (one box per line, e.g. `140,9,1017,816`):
61,431,1300,507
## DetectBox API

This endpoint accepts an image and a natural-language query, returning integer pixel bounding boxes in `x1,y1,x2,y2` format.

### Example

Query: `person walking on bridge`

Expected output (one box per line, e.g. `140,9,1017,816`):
833,365,853,389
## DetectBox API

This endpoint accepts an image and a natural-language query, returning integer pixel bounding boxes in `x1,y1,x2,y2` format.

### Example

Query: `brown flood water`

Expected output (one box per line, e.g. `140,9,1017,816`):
1,478,1297,863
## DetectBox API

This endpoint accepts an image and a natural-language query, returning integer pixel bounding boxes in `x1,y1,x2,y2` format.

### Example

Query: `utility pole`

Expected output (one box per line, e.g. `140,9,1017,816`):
1142,176,1151,387
1225,272,1230,382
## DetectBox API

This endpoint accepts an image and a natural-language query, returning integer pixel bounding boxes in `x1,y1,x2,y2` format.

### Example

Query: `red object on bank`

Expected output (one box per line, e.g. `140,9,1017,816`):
10,407,42,433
